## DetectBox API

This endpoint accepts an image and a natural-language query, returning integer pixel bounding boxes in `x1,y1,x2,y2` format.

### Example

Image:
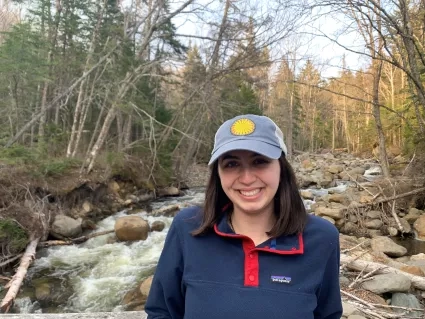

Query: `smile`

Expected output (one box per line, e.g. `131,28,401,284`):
239,189,261,197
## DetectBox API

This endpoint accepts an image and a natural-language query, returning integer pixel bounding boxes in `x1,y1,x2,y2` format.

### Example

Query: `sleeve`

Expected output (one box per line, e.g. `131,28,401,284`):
145,216,185,319
313,239,343,319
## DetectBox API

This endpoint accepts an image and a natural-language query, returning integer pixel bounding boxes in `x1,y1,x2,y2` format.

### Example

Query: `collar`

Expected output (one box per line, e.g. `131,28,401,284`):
213,208,304,255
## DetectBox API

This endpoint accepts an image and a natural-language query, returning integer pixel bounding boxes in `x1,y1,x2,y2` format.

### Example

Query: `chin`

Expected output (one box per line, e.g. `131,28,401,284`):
237,204,269,214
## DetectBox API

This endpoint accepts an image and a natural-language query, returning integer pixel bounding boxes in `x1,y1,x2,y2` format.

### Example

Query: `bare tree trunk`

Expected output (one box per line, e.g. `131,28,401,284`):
85,106,117,173
123,113,132,148
343,85,351,152
116,111,123,152
287,86,294,158
0,238,40,313
67,0,105,157
84,90,109,160
372,3,390,177
38,0,62,143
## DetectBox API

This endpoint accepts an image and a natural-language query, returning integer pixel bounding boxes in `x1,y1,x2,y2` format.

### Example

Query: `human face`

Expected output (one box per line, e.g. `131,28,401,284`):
218,150,281,216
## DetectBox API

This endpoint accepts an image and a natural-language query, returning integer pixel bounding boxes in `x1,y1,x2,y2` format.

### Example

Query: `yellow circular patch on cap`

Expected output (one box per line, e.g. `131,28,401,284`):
231,118,256,135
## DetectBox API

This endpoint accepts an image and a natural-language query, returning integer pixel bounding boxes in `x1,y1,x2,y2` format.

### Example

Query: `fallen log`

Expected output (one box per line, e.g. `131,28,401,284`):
340,253,425,290
38,229,115,247
343,187,425,210
0,237,40,313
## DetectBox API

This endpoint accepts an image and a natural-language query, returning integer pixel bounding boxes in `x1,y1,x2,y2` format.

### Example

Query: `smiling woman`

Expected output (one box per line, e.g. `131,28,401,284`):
145,114,343,319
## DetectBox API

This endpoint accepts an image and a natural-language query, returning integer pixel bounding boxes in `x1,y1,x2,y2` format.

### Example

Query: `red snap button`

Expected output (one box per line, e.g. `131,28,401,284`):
291,247,296,251
249,253,254,258
249,275,255,282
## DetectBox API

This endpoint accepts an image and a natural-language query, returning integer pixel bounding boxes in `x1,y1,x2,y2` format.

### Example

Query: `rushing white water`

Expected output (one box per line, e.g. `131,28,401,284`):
23,188,207,313
28,212,173,313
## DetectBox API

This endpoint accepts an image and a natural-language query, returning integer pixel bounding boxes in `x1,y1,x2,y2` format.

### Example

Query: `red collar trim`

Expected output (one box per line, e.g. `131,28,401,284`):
213,224,304,255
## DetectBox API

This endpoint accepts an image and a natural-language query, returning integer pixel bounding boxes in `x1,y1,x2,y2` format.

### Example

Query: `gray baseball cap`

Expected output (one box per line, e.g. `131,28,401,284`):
208,114,287,166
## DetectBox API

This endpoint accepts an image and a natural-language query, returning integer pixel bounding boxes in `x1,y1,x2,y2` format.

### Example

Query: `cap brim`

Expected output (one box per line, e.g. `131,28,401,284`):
208,140,282,166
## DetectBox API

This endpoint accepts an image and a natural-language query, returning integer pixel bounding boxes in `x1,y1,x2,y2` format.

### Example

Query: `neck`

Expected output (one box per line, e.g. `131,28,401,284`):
229,207,275,246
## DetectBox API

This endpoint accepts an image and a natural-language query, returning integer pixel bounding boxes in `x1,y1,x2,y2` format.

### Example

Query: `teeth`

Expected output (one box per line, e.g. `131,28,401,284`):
240,189,260,197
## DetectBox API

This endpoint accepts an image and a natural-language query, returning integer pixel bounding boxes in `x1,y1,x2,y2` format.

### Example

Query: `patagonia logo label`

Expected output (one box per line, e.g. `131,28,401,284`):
271,275,291,284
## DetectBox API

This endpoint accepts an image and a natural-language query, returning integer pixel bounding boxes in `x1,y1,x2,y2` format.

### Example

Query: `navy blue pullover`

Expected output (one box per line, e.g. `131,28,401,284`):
145,206,342,319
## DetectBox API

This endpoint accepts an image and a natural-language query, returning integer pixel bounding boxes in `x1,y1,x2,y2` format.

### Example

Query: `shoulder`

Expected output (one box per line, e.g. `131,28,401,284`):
304,214,340,247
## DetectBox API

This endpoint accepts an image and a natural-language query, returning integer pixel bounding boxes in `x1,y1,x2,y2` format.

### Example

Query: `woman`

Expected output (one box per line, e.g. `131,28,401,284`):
145,114,342,319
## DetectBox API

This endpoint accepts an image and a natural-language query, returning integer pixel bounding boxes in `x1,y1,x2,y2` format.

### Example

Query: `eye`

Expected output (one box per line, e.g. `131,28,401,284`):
222,160,239,169
253,157,270,166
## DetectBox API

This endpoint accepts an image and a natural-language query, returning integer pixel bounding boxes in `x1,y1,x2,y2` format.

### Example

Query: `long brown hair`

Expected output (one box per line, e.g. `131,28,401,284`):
192,153,308,237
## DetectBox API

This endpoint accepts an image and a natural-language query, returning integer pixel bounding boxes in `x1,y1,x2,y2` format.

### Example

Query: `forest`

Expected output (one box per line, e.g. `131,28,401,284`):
0,0,424,183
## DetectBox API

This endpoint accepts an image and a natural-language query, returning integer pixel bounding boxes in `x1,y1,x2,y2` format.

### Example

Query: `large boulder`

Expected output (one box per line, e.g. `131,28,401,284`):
371,236,407,257
50,215,82,239
115,216,150,241
361,273,411,294
413,215,425,240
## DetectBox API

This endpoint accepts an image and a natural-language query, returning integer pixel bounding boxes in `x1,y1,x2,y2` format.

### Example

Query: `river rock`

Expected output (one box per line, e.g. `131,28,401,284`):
122,287,145,310
299,174,316,187
342,302,362,317
361,273,411,294
300,190,314,200
342,222,357,234
50,215,82,239
151,221,165,232
367,229,383,237
350,167,366,175
404,208,423,223
108,181,120,193
315,206,344,220
328,165,344,174
399,265,425,277
33,278,72,307
405,260,425,273
328,194,348,204
366,210,381,219
413,215,425,240
115,216,150,241
301,159,314,170
364,219,383,230
391,293,424,318
411,253,425,261
140,276,153,297
371,236,407,257
157,186,180,197
387,226,398,236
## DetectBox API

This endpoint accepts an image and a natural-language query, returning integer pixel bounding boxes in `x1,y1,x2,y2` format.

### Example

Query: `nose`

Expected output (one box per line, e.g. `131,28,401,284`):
238,167,256,184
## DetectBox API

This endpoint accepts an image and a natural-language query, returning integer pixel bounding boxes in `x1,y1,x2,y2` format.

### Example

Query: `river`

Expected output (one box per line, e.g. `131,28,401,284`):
13,188,206,314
